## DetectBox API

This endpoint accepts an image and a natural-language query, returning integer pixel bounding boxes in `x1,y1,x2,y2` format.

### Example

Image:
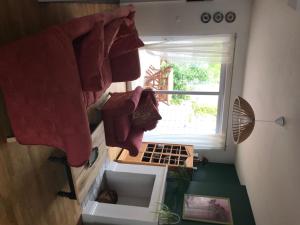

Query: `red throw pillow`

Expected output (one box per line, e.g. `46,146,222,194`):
109,30,144,58
110,50,141,82
76,22,104,91
105,87,143,116
104,19,123,56
114,115,131,142
100,58,112,91
115,18,133,39
132,95,162,131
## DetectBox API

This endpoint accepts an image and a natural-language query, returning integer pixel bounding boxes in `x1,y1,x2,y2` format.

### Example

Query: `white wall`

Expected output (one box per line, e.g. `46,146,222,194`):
235,0,300,225
132,0,253,163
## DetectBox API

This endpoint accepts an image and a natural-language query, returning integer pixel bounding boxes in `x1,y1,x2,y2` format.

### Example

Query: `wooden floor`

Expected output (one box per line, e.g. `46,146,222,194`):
0,143,82,225
0,1,118,46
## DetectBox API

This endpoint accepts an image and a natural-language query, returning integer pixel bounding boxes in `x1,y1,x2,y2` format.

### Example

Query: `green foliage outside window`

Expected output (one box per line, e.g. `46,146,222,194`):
160,61,221,105
191,101,217,116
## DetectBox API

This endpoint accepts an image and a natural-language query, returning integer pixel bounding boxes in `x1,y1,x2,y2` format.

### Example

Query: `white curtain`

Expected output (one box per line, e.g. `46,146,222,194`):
142,35,235,65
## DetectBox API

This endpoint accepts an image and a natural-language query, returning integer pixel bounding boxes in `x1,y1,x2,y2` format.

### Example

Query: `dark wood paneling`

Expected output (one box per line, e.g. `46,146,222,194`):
0,0,117,46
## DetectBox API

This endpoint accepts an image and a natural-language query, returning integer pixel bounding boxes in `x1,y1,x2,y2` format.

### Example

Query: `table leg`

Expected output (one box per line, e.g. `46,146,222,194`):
48,156,77,200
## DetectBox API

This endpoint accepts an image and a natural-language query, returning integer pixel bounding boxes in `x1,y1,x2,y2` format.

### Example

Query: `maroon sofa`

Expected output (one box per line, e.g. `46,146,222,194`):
0,5,143,167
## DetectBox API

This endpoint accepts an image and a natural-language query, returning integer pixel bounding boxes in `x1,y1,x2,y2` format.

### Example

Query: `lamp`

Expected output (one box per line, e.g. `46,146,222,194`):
232,96,285,144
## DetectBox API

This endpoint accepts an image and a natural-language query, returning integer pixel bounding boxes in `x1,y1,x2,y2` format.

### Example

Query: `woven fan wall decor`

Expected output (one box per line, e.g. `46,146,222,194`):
232,96,285,144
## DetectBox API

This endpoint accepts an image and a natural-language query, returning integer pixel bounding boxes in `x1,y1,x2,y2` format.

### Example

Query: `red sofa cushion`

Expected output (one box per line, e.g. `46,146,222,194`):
110,30,144,58
110,50,141,82
104,86,143,116
75,22,104,91
123,127,144,156
75,16,143,92
104,19,123,56
132,94,162,131
100,58,113,90
114,115,131,142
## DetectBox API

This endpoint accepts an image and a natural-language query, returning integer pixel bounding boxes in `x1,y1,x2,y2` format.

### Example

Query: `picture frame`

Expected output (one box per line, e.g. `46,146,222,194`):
182,194,233,225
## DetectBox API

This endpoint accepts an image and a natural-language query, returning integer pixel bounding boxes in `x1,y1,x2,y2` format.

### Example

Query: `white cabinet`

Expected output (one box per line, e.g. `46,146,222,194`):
82,163,168,225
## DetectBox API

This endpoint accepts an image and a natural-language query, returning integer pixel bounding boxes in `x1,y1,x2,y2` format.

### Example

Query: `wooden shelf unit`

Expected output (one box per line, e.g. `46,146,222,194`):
117,142,194,169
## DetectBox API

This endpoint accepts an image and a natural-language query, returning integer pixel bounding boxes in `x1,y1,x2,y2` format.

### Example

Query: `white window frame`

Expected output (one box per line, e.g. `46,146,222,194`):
152,63,232,135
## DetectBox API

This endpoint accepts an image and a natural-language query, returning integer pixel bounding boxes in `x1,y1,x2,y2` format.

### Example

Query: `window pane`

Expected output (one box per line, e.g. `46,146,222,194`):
133,50,222,93
147,94,219,137
162,62,221,92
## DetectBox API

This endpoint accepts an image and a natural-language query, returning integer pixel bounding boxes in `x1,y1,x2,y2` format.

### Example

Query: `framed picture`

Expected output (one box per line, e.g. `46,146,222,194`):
182,194,233,225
